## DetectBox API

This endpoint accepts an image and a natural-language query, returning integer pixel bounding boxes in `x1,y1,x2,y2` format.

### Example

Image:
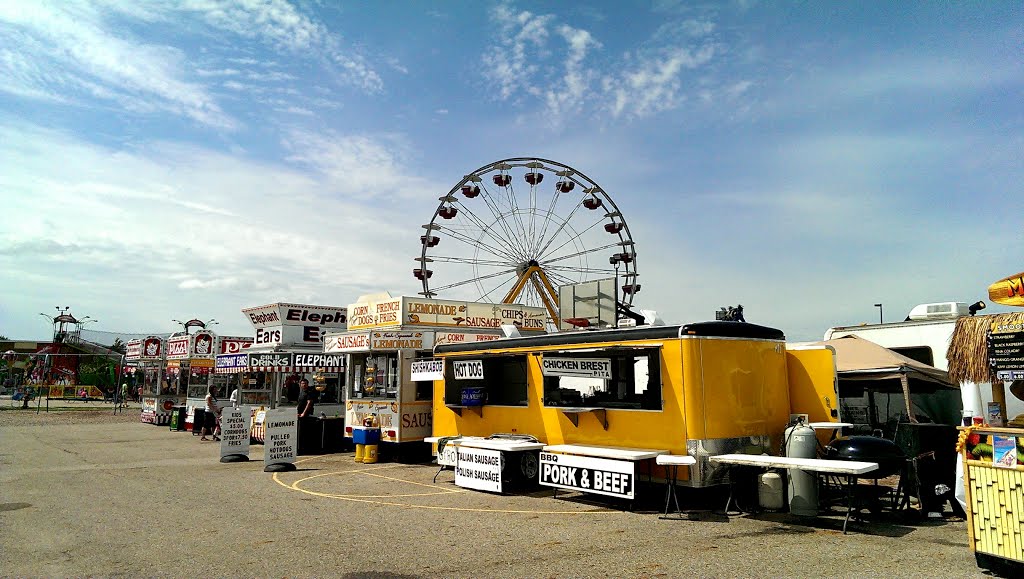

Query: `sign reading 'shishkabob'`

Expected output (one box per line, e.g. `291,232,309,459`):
346,296,547,332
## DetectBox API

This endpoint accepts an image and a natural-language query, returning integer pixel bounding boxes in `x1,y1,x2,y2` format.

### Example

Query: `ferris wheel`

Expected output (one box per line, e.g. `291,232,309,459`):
415,158,639,326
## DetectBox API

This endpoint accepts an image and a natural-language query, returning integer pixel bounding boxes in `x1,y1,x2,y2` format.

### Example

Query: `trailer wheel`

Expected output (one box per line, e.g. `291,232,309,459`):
520,452,539,480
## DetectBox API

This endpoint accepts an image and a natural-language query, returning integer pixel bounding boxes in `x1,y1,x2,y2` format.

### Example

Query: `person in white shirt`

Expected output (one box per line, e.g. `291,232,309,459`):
201,385,221,441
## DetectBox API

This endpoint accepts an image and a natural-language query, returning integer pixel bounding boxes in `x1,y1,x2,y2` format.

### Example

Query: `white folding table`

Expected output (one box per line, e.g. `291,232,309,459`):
709,453,878,533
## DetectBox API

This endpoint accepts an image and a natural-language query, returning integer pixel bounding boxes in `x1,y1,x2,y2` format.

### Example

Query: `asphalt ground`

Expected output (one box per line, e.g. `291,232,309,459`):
0,407,992,578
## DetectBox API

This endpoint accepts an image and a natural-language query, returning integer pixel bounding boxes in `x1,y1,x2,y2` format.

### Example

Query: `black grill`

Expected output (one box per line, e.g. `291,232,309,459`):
825,436,907,478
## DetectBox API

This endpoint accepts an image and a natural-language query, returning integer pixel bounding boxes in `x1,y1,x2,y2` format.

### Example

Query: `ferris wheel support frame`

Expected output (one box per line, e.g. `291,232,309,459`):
502,265,561,326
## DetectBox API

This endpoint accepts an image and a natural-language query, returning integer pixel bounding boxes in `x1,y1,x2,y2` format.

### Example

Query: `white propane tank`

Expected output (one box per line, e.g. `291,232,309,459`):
758,472,785,511
785,423,819,516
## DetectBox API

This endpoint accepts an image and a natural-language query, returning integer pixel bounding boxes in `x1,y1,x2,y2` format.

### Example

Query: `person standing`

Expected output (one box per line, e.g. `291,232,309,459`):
296,378,314,418
201,385,221,441
120,382,129,408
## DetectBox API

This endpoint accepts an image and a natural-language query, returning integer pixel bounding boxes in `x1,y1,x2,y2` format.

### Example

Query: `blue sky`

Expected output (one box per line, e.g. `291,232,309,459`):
1,0,1021,343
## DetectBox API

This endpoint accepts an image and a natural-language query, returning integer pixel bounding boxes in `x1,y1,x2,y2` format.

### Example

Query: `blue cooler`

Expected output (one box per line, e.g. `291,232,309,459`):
352,426,381,445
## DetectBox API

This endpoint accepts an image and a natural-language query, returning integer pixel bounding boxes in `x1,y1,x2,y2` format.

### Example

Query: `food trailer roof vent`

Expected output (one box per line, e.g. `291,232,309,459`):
907,302,969,321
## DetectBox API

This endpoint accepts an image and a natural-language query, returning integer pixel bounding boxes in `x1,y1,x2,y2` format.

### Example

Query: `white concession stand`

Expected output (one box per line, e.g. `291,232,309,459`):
324,294,546,461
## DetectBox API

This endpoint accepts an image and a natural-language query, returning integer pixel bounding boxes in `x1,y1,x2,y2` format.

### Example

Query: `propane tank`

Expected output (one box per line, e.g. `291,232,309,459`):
785,422,818,516
758,472,785,511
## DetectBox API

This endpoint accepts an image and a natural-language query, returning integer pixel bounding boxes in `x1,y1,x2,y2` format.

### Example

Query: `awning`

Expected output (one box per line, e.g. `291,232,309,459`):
244,351,344,373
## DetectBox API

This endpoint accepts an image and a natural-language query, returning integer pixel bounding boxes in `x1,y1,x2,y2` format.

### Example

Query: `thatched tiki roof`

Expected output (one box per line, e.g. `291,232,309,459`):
947,312,1024,384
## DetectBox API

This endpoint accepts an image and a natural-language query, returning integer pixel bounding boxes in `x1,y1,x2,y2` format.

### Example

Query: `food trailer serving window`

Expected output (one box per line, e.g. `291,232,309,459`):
349,352,399,399
541,348,662,410
444,355,529,407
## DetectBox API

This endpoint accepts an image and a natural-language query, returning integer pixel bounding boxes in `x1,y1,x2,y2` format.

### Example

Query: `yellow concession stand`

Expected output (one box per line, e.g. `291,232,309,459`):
949,309,1024,573
432,321,839,488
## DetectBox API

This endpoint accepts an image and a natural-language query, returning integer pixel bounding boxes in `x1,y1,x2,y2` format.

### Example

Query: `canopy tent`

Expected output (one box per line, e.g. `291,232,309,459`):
810,335,959,433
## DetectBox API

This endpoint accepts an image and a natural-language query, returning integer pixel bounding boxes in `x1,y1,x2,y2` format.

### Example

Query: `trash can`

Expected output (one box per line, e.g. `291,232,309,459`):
298,416,323,455
320,416,345,453
192,408,206,435
169,405,187,432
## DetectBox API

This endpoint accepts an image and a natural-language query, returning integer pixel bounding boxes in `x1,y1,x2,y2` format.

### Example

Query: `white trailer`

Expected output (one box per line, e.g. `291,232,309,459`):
824,301,1023,419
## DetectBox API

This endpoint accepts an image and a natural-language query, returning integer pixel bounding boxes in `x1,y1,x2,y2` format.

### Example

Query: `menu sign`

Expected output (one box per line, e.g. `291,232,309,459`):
453,360,484,380
292,353,344,368
435,332,502,345
539,452,635,499
219,406,251,460
405,297,546,332
247,353,292,369
242,303,348,329
263,408,297,468
541,357,612,379
371,331,433,350
455,447,503,493
324,332,371,353
219,337,253,355
989,321,1024,381
216,354,248,372
167,335,190,360
347,298,403,330
125,340,142,360
411,359,444,381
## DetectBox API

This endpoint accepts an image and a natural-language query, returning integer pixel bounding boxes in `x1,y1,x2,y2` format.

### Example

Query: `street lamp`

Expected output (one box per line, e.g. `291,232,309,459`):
874,303,883,324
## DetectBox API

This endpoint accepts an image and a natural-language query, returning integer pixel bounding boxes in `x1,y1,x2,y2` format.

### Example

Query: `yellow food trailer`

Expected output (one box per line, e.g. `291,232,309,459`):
432,321,838,488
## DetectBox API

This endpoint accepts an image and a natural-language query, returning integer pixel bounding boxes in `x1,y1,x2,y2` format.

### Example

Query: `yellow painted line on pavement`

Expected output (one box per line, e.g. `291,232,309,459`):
271,459,616,515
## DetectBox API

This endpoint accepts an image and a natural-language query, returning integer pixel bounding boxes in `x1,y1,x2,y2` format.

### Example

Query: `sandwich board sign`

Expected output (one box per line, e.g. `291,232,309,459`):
263,407,297,472
219,406,251,463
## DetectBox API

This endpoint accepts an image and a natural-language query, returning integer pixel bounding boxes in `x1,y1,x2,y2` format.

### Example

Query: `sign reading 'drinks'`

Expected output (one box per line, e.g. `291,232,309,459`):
541,357,612,379
452,360,484,380
219,406,251,460
539,452,635,499
263,408,297,468
455,447,503,493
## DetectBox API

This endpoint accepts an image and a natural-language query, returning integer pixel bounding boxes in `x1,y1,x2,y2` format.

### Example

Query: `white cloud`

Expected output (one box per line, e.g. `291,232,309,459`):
0,1,234,128
605,44,716,119
482,3,555,101
280,128,433,200
180,0,384,93
480,2,721,121
0,120,438,337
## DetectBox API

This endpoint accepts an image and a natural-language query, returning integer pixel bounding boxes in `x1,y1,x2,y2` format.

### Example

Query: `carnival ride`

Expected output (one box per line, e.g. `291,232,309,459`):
416,158,639,327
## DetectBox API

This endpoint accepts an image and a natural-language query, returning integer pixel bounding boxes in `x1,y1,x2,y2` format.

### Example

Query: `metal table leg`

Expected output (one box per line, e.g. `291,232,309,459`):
659,464,682,519
843,475,856,534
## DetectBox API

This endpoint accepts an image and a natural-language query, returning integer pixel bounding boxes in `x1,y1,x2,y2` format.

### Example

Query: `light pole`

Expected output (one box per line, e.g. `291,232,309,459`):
874,303,883,324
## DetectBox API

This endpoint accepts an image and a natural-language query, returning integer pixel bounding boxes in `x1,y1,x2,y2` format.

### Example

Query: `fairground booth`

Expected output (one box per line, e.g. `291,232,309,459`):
126,336,173,425
947,271,1024,574
240,302,347,450
430,320,840,496
175,331,253,431
324,293,546,460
